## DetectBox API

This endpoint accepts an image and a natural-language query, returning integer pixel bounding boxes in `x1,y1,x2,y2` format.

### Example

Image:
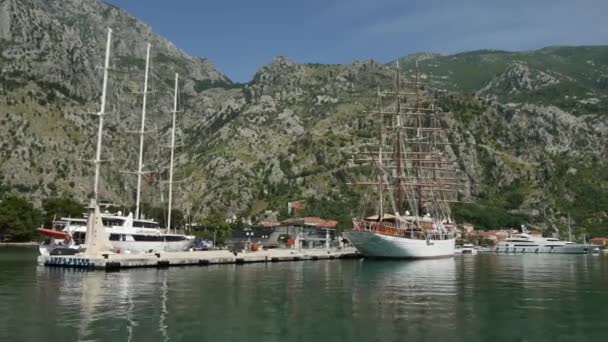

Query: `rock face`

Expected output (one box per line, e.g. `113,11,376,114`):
0,0,230,205
0,0,607,234
478,62,562,97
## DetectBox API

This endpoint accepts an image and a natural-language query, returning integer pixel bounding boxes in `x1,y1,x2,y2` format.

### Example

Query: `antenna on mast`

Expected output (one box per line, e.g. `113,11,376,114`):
93,28,112,203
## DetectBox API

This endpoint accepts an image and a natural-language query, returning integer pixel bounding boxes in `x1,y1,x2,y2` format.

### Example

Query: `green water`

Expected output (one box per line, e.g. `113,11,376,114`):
1,248,607,341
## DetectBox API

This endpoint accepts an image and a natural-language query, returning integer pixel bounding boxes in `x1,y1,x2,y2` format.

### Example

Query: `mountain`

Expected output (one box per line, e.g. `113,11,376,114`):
0,0,230,204
0,0,606,238
395,47,608,114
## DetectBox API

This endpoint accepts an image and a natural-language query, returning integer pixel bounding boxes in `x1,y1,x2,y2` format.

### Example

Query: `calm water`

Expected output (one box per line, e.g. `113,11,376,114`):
1,248,607,341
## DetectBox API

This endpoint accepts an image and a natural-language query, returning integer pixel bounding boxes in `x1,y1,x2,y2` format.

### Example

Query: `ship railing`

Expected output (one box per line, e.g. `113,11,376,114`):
353,219,453,240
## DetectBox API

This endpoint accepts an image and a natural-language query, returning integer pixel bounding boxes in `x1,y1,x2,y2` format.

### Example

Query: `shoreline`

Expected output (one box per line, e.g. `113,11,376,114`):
0,242,38,248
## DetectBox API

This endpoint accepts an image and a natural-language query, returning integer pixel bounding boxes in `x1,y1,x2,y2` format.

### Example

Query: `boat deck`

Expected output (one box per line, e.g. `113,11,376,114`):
37,247,360,270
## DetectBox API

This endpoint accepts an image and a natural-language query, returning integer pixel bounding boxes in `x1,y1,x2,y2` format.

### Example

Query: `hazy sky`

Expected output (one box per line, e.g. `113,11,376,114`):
105,0,607,82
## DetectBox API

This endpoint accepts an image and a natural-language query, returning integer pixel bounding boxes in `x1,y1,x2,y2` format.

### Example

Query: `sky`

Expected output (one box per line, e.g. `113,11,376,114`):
105,0,608,82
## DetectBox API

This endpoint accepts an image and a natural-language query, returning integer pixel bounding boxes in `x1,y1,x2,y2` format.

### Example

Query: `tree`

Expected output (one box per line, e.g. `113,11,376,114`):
42,196,84,226
198,210,231,245
0,195,42,242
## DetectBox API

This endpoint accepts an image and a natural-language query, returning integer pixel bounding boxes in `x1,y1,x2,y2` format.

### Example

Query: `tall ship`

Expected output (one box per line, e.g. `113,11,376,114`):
344,62,460,259
38,30,193,255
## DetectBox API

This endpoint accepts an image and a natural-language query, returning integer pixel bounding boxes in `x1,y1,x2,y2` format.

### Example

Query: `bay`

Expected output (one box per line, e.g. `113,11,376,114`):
0,248,607,341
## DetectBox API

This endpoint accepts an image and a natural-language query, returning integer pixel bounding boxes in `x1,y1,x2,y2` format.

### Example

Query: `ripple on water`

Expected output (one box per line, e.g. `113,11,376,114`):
1,249,608,342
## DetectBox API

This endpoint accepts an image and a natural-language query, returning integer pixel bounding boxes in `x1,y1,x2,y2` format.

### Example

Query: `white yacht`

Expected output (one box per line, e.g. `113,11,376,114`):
494,233,599,254
38,213,193,256
456,243,478,255
37,33,194,255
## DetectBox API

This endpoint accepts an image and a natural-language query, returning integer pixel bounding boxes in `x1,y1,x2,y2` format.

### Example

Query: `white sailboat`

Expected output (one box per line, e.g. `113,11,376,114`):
38,31,192,255
344,62,458,259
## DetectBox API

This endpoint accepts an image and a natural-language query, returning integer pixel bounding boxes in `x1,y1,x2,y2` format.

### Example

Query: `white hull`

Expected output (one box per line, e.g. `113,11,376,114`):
492,244,599,254
39,237,193,256
344,230,455,259
112,239,193,253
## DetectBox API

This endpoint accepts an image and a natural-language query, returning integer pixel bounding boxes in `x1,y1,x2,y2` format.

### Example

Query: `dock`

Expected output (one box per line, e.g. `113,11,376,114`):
37,247,360,270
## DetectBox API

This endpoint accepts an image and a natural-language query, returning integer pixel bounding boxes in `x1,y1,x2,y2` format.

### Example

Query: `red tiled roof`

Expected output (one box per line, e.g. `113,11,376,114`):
282,217,338,229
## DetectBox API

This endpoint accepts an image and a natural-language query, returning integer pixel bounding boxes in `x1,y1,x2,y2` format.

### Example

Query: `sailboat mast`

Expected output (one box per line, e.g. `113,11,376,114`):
394,62,404,217
135,43,151,219
167,73,178,233
93,28,112,202
377,87,384,220
414,60,424,217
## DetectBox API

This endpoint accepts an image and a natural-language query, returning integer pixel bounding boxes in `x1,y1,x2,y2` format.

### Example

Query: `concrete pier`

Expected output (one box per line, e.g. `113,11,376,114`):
37,247,360,271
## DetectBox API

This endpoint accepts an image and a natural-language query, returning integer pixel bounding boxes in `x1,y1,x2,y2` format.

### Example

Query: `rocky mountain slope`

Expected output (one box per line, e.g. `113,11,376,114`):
0,0,230,205
0,0,606,237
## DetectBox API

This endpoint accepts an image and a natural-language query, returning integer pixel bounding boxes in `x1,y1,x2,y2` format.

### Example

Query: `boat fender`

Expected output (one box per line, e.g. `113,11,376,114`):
535,248,539,254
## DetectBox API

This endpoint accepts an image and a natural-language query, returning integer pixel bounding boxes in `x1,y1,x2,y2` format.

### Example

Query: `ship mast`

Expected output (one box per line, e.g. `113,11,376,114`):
93,28,112,203
351,60,461,223
377,87,384,220
166,73,179,234
394,61,404,219
134,43,152,219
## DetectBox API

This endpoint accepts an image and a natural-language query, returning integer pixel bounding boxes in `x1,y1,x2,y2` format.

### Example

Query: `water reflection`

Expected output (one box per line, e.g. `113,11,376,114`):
3,251,604,342
348,258,459,340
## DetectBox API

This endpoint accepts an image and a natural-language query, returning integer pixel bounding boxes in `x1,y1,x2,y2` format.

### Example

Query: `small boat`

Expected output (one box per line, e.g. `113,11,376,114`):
37,227,70,240
461,243,478,255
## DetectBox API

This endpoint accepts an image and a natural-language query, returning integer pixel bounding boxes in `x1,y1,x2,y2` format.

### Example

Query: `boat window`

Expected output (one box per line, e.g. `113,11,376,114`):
102,218,125,227
109,234,121,241
133,221,159,229
165,236,186,242
132,235,164,242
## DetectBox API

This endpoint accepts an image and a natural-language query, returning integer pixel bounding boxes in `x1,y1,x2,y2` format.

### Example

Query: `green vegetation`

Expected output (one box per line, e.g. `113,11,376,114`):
191,210,232,245
453,203,527,230
0,195,42,242
193,79,244,93
549,157,608,238
42,196,84,226
283,186,361,233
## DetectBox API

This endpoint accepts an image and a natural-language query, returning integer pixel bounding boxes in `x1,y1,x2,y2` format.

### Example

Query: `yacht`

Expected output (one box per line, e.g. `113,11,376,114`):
494,233,599,254
38,213,193,256
456,243,477,255
37,32,193,256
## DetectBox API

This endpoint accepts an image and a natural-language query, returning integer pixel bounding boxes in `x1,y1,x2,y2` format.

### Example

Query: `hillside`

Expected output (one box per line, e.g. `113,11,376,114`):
396,47,608,114
0,0,607,238
0,0,230,205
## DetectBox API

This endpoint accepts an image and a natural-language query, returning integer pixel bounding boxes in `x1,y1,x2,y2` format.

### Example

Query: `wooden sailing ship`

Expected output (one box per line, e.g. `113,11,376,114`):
344,62,461,258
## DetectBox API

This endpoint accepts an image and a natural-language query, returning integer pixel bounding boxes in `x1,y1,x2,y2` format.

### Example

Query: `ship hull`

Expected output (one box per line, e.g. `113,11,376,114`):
492,244,599,254
39,237,193,256
344,230,455,259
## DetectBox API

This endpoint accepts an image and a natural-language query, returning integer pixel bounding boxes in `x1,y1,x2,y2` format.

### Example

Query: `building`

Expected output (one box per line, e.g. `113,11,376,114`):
466,229,512,245
287,200,305,215
590,237,608,247
227,216,338,250
277,217,338,249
